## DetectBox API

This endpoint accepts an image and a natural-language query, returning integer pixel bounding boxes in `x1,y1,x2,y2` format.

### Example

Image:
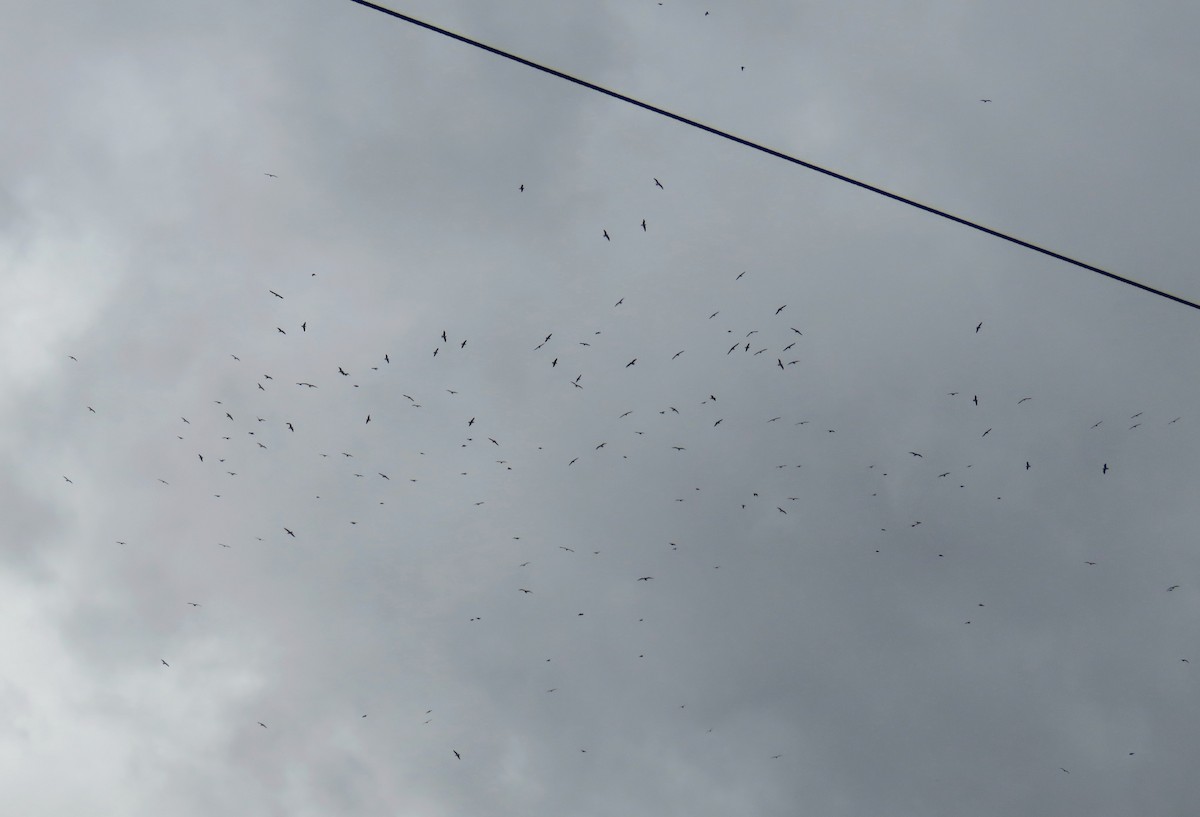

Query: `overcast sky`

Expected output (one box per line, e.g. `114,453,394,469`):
5,1,1200,815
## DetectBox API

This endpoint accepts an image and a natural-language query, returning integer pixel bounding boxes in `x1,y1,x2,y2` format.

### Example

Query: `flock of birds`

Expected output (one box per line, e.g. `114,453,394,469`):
55,171,1193,787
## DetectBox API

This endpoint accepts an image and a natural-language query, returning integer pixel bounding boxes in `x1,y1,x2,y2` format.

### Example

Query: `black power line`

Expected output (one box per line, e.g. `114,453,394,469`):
345,0,1200,313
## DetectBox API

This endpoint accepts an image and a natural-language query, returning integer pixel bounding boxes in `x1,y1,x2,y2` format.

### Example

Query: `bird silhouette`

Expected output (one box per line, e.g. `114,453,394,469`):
654,178,664,189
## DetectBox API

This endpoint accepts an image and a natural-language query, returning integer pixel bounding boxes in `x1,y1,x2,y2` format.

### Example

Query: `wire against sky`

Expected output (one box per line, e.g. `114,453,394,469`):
345,0,1200,313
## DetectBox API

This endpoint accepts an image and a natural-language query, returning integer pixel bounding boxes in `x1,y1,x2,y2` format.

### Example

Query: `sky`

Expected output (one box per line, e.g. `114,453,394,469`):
4,1,1200,814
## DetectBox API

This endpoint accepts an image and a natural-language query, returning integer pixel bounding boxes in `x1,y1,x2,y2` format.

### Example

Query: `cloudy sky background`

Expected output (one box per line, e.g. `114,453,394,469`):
4,1,1200,814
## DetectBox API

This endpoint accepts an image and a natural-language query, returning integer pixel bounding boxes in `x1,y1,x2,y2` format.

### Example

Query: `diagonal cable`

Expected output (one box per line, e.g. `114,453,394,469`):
345,0,1200,312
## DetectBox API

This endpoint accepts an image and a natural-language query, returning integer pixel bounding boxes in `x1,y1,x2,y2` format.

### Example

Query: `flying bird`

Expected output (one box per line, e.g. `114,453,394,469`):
284,528,295,537
603,230,610,241
909,452,923,458
1168,585,1181,591
63,476,73,483
982,428,992,437
1103,463,1109,474
161,659,170,667
1018,397,1032,403
270,290,283,299
637,577,653,581
775,305,786,315
975,321,982,333
641,219,646,231
654,178,664,189
626,359,637,367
